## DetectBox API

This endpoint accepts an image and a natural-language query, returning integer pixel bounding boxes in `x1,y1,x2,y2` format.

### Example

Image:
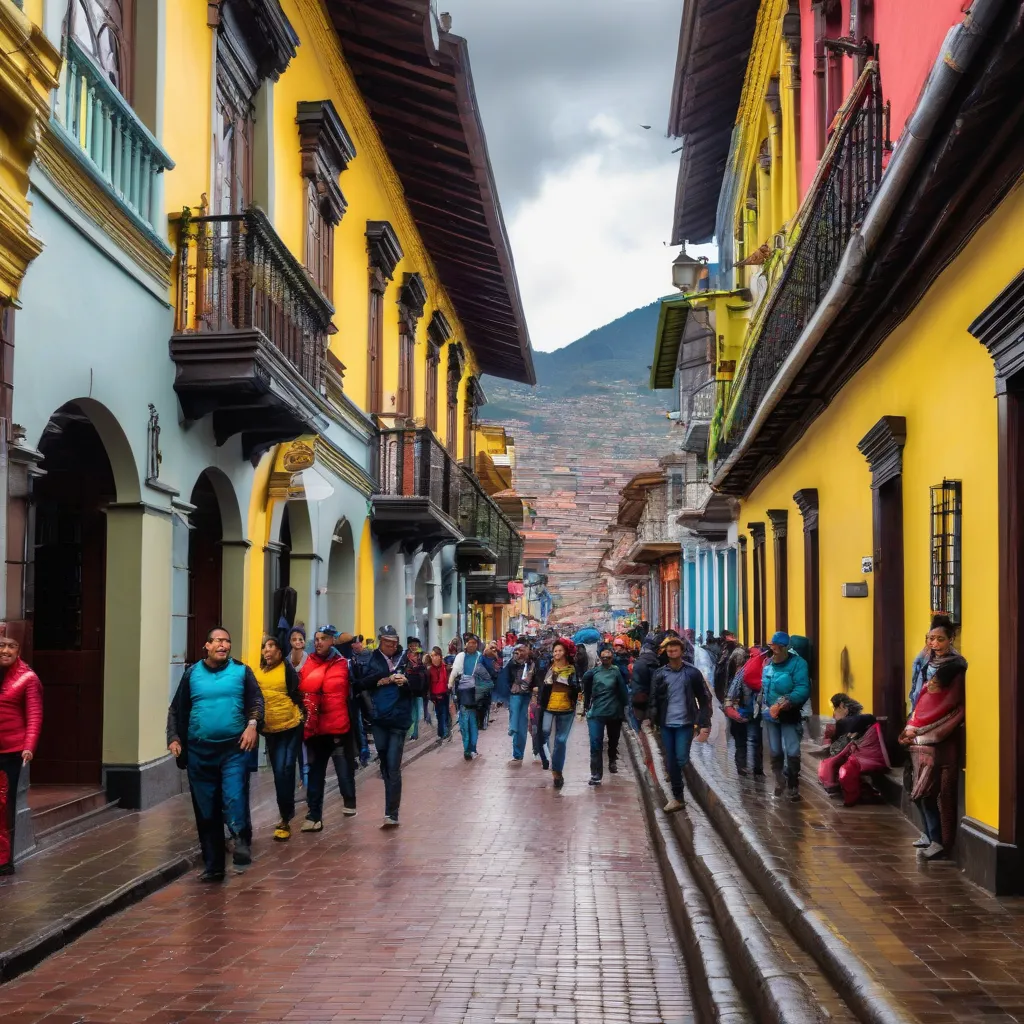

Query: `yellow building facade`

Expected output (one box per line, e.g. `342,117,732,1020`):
4,0,530,830
666,0,1024,891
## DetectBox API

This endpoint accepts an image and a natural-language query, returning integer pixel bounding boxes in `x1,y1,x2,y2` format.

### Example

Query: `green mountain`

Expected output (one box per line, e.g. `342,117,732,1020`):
481,298,678,622
482,299,668,427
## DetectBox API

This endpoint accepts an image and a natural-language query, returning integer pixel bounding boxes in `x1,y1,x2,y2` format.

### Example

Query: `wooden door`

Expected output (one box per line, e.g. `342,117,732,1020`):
32,418,112,786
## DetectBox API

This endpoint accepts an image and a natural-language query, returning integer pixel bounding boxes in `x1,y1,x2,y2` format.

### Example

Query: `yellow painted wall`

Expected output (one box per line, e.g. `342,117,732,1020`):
268,0,480,429
357,518,375,638
162,0,213,223
736,180,1024,830
243,451,275,667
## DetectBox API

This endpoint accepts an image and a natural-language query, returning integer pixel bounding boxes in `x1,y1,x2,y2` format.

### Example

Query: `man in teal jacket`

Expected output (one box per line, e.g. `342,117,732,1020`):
761,631,810,801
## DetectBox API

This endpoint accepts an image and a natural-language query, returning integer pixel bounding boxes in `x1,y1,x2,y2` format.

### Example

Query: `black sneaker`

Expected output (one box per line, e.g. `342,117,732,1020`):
588,776,602,786
608,761,618,774
737,766,749,777
232,839,252,866
464,752,473,761
197,870,226,883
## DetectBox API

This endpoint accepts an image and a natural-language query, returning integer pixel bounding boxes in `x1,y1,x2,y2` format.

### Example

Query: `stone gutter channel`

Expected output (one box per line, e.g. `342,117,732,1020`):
0,733,445,985
625,723,916,1024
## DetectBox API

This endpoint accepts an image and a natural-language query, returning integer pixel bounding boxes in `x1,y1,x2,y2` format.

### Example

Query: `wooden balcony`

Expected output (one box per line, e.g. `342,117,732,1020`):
169,206,334,460
372,428,463,548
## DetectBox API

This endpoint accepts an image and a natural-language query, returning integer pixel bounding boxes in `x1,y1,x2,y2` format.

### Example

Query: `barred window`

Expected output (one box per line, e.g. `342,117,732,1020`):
930,480,962,624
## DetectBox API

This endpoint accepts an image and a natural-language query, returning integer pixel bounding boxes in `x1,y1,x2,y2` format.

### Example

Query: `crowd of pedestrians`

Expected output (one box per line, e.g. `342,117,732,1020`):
0,605,966,880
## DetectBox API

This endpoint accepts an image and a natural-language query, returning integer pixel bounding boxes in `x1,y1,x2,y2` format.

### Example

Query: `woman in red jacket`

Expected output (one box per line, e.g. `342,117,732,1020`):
298,626,356,832
0,631,42,874
427,647,451,741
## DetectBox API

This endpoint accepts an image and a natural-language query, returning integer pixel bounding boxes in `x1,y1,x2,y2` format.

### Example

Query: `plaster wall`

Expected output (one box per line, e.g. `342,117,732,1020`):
736,180,1024,830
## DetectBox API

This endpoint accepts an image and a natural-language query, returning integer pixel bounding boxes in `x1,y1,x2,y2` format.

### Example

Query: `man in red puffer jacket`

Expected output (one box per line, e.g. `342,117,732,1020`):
298,625,356,832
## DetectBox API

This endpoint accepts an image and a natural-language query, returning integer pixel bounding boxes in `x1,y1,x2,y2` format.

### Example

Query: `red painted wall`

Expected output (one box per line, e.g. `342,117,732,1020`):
797,0,969,198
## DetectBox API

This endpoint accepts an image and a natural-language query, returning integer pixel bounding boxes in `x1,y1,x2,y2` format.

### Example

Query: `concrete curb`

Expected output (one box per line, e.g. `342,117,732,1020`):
629,726,827,1024
685,749,916,1024
623,725,752,1024
0,731,445,986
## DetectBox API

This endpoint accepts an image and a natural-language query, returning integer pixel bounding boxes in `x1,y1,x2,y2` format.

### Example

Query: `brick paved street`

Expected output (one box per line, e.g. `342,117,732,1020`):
0,716,693,1024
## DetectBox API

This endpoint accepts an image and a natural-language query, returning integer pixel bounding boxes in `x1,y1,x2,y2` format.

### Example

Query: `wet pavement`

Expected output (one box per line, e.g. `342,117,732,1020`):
0,715,693,1023
691,718,1024,1024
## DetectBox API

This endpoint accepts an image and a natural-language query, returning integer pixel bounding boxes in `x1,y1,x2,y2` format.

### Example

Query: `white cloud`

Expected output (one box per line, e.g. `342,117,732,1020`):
508,141,715,352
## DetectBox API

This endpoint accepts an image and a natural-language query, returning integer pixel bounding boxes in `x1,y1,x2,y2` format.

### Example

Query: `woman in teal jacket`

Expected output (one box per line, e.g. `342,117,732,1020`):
762,631,810,801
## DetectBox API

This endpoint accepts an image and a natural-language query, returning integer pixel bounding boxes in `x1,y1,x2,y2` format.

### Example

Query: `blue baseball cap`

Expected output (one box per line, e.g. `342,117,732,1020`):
770,631,791,646
316,624,339,637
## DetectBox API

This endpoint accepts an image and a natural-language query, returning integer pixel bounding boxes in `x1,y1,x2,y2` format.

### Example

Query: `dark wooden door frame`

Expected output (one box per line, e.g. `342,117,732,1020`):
794,489,820,714
748,522,766,645
969,276,1024,888
738,535,750,646
767,509,789,633
858,416,907,754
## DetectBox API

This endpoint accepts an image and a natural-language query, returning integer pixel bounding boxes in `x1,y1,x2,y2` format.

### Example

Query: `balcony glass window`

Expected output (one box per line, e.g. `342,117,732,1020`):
72,0,133,101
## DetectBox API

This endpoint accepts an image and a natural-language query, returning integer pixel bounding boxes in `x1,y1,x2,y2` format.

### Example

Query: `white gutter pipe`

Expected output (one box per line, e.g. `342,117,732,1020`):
712,0,1004,492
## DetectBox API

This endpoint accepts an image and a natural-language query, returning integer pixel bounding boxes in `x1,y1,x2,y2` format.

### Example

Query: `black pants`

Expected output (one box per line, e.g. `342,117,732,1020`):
476,695,492,730
0,752,22,868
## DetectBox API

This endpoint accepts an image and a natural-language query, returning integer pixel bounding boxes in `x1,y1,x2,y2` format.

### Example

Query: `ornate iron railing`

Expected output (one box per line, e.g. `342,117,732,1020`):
377,428,460,519
53,37,174,236
173,206,334,394
718,65,884,455
458,465,523,567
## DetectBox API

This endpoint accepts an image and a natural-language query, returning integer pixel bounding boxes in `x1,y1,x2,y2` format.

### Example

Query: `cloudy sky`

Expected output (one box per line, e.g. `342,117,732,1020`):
442,0,714,353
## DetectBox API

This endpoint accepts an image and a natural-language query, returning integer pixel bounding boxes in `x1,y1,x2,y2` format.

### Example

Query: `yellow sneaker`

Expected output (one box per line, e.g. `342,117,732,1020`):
273,821,291,842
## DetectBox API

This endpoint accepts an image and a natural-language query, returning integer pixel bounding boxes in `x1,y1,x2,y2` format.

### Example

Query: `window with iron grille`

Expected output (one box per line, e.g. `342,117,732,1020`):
930,480,962,624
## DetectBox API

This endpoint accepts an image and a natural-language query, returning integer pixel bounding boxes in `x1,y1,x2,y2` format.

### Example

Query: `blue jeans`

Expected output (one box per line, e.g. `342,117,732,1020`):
587,717,622,778
422,697,432,724
661,725,695,799
459,706,478,755
264,725,302,822
371,725,407,819
508,693,530,760
408,695,421,740
433,696,451,738
729,719,763,773
764,719,802,764
917,797,942,843
542,711,574,773
187,739,251,875
349,699,370,765
305,732,357,821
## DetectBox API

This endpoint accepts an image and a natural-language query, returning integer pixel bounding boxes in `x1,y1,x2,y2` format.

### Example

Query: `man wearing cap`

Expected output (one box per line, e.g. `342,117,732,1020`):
649,635,713,812
761,631,811,800
354,625,420,826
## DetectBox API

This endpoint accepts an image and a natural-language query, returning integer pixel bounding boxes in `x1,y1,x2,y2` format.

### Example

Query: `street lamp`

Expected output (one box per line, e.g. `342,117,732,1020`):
672,245,708,294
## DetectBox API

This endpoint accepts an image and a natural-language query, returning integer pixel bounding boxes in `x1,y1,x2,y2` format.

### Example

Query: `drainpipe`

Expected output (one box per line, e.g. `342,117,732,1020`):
712,0,1003,491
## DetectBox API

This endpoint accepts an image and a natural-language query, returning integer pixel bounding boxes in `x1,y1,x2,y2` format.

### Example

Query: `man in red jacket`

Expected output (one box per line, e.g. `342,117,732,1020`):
299,625,357,832
0,631,42,874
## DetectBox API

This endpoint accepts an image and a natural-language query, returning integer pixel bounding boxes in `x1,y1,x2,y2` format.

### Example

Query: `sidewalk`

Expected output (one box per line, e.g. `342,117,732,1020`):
687,719,1024,1024
0,731,441,983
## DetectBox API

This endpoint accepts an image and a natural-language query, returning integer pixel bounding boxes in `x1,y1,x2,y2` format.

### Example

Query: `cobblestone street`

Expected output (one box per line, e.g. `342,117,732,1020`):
0,717,692,1024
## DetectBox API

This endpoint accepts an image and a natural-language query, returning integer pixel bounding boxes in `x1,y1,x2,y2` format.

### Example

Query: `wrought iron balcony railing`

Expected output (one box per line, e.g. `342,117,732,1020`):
173,206,334,395
53,37,174,238
717,64,884,457
376,427,460,519
458,465,523,571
